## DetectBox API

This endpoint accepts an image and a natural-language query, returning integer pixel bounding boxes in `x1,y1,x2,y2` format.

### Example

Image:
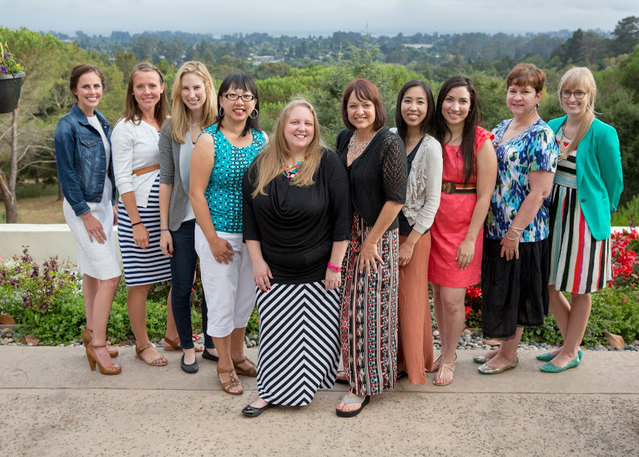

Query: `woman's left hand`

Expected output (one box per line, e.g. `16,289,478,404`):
500,236,520,261
357,239,384,275
325,269,341,291
456,238,475,269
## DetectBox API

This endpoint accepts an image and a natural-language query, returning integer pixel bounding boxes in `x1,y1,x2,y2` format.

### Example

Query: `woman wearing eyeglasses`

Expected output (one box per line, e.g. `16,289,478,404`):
190,74,266,394
542,67,623,372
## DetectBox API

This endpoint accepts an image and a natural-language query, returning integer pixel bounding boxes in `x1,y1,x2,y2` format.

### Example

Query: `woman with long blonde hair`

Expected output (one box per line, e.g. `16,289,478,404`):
159,61,219,373
241,98,350,417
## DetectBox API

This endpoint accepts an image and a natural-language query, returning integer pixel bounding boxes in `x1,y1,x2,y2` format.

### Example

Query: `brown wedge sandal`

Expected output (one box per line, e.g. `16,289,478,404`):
217,367,243,395
136,343,168,366
233,357,257,377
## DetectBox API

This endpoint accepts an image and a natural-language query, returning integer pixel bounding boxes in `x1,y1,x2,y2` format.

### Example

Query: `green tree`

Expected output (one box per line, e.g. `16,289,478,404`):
612,16,639,55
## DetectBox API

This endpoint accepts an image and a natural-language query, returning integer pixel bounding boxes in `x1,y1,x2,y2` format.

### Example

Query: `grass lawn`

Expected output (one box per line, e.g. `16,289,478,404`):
1,194,65,223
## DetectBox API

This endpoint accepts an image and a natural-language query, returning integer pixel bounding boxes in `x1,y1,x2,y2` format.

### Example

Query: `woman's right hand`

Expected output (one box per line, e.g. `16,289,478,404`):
133,224,150,249
209,236,234,264
253,259,273,292
81,212,106,244
160,230,173,257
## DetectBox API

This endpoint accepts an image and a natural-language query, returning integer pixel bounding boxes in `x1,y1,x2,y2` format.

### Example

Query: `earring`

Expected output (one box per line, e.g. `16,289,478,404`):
536,103,540,109
218,107,225,118
249,109,258,119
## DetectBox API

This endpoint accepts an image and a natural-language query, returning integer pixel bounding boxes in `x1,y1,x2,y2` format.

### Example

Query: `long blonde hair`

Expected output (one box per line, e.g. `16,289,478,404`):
170,61,217,144
122,62,167,126
251,98,325,198
558,67,596,160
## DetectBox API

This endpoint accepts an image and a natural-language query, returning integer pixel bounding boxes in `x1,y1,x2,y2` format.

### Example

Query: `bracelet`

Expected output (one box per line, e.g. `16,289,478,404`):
160,228,169,232
505,234,520,241
131,221,143,227
327,262,341,272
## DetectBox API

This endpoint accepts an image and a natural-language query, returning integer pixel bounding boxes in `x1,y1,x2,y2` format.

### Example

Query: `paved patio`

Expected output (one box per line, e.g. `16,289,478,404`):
1,346,638,456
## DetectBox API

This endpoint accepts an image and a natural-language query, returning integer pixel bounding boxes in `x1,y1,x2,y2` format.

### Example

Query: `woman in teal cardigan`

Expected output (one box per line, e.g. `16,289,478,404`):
542,67,623,372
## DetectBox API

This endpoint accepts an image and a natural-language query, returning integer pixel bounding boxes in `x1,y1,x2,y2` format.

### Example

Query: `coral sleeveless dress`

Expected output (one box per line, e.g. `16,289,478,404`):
429,127,493,287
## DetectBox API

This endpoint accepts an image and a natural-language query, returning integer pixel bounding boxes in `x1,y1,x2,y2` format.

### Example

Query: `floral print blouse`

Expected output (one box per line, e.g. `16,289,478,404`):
484,118,559,242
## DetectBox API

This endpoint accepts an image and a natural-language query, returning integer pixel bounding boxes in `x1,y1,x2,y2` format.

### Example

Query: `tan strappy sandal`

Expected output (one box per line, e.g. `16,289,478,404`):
136,343,168,366
217,367,243,395
233,357,257,377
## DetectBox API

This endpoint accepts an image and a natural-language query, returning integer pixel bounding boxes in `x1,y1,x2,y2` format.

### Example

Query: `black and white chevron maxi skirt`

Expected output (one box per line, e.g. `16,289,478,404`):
255,281,341,406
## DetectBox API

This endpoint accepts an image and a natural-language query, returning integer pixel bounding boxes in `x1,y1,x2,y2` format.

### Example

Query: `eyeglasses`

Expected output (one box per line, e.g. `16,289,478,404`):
560,90,587,100
224,93,255,102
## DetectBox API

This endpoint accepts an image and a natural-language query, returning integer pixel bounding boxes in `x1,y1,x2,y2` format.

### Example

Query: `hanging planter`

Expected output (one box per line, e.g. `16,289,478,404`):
0,42,25,114
0,72,26,114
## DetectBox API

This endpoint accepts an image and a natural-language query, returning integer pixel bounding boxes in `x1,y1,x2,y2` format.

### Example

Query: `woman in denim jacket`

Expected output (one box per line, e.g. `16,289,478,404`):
54,64,122,375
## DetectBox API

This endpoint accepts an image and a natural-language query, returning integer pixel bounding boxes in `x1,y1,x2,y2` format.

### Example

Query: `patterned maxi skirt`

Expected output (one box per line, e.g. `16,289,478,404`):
340,211,399,396
256,282,341,406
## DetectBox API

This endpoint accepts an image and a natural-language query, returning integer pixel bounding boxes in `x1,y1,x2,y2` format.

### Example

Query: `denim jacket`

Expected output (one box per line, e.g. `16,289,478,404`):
54,104,115,216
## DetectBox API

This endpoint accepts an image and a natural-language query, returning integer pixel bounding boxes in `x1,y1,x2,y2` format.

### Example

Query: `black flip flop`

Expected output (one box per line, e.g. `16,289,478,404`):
336,395,370,418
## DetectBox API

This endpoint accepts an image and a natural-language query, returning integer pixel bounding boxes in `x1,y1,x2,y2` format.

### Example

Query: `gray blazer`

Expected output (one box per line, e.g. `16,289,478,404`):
159,120,195,231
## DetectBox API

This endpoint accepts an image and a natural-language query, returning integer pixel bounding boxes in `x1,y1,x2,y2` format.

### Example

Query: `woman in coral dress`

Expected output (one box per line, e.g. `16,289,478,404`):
428,75,497,386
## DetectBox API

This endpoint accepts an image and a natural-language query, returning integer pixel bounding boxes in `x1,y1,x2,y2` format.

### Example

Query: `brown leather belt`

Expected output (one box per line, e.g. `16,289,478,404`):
441,181,476,194
132,164,160,176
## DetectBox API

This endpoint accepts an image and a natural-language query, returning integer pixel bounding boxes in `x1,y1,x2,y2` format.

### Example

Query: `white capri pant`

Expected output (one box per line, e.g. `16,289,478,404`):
195,225,255,338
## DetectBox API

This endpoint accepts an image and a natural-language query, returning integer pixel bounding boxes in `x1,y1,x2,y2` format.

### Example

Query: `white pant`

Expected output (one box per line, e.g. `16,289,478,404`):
195,226,255,338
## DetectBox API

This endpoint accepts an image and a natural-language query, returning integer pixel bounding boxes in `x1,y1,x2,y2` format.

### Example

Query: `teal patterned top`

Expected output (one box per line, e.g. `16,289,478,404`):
485,118,559,242
203,124,266,233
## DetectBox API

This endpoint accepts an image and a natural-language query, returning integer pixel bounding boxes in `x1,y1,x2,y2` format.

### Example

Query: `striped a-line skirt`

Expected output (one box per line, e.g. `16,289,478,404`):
340,212,399,396
117,175,171,286
549,183,611,294
256,281,341,406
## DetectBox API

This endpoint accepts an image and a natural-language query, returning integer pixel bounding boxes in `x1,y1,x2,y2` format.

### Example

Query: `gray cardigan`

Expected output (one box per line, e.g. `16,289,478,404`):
159,120,194,231
391,128,443,234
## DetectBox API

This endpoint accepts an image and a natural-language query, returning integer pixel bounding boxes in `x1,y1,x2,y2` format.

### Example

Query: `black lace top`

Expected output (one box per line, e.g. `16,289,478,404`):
336,127,407,230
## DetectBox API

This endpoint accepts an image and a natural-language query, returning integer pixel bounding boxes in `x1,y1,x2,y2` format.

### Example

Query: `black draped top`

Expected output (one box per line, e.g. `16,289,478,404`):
243,149,351,284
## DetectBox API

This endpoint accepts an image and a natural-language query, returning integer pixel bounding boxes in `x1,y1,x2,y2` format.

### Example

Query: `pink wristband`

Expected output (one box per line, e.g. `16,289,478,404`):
327,262,341,272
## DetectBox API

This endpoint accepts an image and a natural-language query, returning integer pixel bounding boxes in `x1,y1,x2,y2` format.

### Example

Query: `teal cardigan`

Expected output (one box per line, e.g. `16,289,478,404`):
547,116,623,240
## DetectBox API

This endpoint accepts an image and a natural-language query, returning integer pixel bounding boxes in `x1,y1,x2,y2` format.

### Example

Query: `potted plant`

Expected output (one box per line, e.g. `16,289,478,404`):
0,42,25,114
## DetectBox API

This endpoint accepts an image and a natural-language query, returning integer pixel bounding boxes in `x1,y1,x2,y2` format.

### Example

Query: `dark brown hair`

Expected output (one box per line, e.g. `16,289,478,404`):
433,75,482,184
69,64,105,100
340,78,386,131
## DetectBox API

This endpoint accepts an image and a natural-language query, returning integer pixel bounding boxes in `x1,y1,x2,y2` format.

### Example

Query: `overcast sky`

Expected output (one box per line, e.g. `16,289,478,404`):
2,0,637,36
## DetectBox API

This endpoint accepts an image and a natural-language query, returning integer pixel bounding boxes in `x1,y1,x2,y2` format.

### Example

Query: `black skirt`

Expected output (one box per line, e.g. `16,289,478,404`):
480,237,550,339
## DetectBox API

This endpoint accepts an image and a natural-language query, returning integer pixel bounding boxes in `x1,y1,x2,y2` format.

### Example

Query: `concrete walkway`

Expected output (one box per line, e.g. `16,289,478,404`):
1,346,638,457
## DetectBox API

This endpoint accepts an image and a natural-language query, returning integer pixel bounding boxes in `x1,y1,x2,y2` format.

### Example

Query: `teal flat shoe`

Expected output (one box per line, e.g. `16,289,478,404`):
539,356,580,373
536,349,582,362
536,351,553,362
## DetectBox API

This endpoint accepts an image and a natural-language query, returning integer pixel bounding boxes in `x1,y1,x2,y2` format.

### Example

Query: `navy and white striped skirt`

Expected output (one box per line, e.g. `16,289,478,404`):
117,176,171,286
